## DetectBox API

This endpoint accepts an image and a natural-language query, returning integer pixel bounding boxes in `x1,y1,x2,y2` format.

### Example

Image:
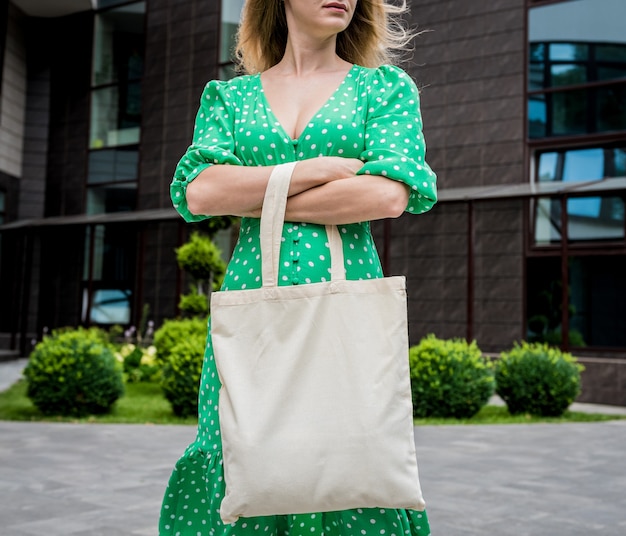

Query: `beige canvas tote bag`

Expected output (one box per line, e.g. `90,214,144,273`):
211,161,425,524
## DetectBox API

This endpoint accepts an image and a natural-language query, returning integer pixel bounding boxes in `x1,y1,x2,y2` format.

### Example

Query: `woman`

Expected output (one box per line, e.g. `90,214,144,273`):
160,0,437,534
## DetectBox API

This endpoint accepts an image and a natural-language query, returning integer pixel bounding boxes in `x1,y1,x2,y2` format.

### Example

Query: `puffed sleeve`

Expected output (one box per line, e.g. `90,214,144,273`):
170,79,243,222
357,65,437,214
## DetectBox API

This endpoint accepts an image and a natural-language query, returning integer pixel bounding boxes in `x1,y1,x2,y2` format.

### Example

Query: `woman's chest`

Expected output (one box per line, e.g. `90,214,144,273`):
231,82,369,164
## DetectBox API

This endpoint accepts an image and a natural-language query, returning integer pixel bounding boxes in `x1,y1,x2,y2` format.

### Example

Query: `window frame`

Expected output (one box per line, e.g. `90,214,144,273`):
524,0,626,353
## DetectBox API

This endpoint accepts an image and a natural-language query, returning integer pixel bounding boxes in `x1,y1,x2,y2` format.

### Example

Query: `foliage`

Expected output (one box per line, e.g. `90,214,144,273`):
1,378,622,425
23,327,124,417
526,277,585,347
198,216,239,239
160,333,206,417
175,231,227,316
495,341,584,417
114,343,160,383
175,231,226,288
178,285,209,317
409,334,495,419
152,317,207,366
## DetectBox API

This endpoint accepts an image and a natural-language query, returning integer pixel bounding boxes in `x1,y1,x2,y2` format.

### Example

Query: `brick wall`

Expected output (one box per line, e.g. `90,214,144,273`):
380,0,527,351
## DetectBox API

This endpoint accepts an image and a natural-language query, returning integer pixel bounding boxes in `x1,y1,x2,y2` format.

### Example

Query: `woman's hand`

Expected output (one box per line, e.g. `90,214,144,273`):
292,157,364,185
284,175,410,225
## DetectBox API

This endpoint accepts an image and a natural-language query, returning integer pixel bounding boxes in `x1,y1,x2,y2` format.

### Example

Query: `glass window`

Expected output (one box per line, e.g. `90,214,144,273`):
220,0,244,78
88,1,144,218
537,152,559,182
92,2,145,86
86,183,137,214
88,148,139,184
562,148,604,182
527,255,626,348
549,43,588,62
82,225,136,324
0,190,5,225
528,95,547,138
87,288,132,324
0,0,7,94
538,146,626,183
90,79,142,148
596,85,626,132
551,89,587,136
528,0,626,138
534,146,626,243
90,2,144,148
550,64,586,86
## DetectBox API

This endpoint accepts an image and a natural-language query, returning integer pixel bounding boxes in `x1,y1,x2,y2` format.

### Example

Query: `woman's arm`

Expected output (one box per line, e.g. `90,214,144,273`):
262,175,410,225
185,157,364,217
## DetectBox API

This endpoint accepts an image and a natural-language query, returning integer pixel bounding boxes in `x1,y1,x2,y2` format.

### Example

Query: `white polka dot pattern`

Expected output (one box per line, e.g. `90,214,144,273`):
161,64,434,535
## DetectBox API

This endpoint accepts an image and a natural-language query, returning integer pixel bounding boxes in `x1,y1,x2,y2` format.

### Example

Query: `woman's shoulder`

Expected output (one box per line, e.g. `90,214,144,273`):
201,73,260,100
356,64,417,87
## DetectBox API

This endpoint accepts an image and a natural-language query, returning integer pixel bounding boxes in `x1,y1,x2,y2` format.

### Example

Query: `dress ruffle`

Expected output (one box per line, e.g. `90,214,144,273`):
160,444,430,536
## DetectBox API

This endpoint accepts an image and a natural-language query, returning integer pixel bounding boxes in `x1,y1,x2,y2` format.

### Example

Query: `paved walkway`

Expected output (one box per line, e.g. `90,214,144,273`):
2,359,626,535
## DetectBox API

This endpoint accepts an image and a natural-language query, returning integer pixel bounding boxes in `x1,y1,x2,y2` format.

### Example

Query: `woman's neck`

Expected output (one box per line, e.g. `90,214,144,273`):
275,36,347,76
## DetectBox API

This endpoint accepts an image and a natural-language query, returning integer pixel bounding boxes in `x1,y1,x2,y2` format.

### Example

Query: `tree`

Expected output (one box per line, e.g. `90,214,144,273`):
175,231,227,316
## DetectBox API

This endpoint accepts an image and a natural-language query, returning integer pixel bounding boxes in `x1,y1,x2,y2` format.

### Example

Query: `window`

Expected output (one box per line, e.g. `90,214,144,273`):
88,1,145,215
527,256,626,348
219,0,244,80
528,0,626,139
527,0,626,352
533,146,626,243
0,0,7,99
0,190,5,225
82,225,137,325
83,1,145,325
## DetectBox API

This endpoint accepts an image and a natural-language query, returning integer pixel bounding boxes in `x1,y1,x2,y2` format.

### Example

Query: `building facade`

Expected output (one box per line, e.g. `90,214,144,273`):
0,0,624,404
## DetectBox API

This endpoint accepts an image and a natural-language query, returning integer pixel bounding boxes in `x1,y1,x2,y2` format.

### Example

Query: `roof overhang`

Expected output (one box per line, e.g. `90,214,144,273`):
12,0,94,18
437,177,626,203
0,208,179,232
1,178,624,233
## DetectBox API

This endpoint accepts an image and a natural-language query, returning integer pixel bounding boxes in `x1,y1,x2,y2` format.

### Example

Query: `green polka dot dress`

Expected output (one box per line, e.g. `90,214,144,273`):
161,64,437,536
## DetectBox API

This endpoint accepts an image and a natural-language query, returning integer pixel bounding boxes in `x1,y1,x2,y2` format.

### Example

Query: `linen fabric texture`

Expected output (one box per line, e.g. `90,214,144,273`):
211,162,426,524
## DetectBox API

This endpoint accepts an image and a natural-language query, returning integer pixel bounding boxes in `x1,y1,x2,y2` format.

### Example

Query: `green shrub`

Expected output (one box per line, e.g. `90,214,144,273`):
175,231,226,288
409,334,495,419
24,327,124,417
178,287,209,317
114,343,160,383
495,341,584,417
153,317,207,365
160,333,206,417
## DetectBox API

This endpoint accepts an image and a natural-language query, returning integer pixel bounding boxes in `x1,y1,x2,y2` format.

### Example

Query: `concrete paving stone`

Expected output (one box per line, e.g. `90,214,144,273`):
2,356,626,535
1,421,625,535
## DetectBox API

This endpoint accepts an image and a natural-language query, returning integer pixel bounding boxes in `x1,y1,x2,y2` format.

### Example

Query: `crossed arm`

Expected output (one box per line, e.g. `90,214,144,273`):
185,156,410,225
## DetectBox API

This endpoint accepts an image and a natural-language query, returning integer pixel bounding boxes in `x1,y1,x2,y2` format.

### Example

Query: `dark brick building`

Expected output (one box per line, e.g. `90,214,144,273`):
1,0,625,404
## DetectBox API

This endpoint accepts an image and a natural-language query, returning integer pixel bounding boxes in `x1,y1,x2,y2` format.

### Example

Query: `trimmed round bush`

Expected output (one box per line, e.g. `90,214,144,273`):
495,341,584,417
160,333,206,417
409,334,495,419
153,317,207,365
24,327,124,417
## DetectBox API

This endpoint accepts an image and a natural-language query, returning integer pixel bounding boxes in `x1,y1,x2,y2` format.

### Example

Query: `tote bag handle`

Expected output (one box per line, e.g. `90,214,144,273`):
260,162,345,288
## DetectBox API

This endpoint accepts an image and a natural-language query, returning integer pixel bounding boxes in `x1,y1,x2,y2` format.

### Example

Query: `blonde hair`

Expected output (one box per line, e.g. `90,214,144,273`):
234,0,416,74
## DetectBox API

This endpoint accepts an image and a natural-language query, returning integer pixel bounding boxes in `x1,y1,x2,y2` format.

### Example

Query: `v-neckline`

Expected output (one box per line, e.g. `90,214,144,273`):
258,64,357,143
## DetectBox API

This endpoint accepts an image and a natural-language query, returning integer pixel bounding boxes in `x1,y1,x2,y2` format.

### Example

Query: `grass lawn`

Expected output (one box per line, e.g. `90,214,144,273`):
0,380,197,425
413,404,626,425
1,378,624,425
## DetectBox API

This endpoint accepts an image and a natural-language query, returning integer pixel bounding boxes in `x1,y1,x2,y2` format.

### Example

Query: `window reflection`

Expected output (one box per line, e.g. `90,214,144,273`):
526,256,626,348
220,0,244,77
90,2,144,148
528,0,626,138
534,146,626,243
